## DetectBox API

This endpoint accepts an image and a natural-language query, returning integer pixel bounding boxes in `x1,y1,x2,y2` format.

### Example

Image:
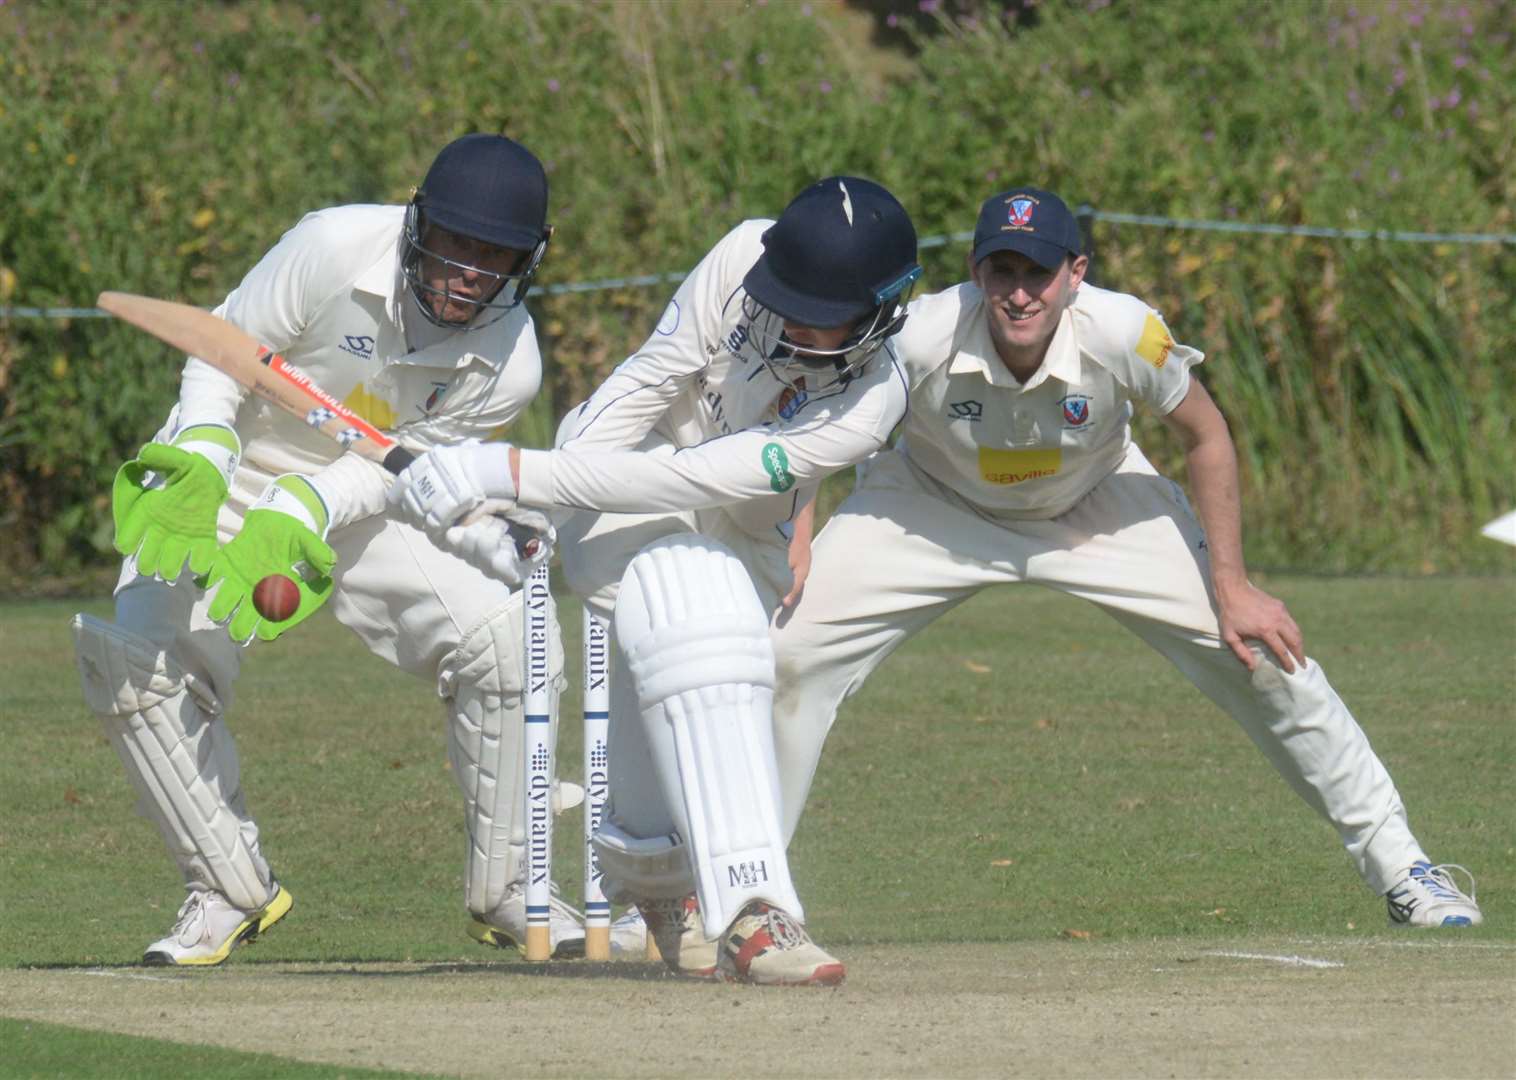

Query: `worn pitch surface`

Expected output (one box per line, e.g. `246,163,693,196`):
5,938,1512,1078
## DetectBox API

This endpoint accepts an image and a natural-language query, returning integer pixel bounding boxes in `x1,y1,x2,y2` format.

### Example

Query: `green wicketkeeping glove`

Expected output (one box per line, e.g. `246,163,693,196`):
204,474,336,643
112,424,240,580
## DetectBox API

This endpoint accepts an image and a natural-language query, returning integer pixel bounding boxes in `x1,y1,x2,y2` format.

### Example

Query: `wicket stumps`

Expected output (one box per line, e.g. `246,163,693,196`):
521,563,555,963
582,607,612,960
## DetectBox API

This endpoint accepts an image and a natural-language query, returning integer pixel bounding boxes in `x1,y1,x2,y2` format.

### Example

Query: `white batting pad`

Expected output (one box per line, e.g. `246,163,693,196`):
439,591,564,917
71,614,273,911
615,533,802,934
591,816,694,903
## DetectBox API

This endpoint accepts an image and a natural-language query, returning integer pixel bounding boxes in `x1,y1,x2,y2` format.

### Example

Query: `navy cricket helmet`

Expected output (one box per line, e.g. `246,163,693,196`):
742,176,921,390
402,133,552,329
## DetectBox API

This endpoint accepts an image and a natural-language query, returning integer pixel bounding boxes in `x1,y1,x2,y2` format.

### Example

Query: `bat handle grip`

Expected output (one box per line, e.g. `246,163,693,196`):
379,445,536,559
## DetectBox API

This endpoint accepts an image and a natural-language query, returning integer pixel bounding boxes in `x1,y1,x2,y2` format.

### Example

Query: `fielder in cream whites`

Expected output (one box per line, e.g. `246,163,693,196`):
391,177,925,985
73,134,586,967
767,186,1482,930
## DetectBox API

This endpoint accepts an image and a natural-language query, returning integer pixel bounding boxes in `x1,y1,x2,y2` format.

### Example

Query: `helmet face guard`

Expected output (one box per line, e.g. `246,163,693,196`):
401,202,551,330
746,263,922,393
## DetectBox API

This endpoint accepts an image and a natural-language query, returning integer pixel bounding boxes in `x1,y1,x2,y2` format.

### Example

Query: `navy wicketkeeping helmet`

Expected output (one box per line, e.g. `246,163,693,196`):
742,176,921,390
401,133,552,329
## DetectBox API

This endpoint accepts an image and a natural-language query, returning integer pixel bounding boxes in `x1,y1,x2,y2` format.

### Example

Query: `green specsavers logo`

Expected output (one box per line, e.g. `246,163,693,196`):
762,442,795,493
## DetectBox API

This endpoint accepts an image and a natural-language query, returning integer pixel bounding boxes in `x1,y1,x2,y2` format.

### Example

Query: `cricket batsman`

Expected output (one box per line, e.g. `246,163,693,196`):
390,177,925,984
72,134,586,965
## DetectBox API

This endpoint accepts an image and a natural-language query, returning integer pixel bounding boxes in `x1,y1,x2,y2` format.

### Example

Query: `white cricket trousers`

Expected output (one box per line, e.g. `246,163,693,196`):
771,444,1426,894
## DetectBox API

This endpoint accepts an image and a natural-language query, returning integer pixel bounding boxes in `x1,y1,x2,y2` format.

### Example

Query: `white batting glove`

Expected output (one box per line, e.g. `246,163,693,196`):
442,507,555,587
387,440,515,537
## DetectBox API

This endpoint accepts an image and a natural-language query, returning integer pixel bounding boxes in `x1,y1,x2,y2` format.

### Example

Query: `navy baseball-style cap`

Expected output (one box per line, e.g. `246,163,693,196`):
744,177,919,328
416,134,548,251
971,187,1081,270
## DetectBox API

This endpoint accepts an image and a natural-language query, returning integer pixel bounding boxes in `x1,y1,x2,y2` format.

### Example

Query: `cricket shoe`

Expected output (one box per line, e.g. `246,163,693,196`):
716,902,845,987
470,883,587,958
1386,861,1482,927
609,906,649,959
143,882,294,966
638,894,718,978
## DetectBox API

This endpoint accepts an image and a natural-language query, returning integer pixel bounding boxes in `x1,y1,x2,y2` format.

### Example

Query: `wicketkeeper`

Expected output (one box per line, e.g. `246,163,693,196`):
768,186,1483,929
72,134,586,966
390,177,925,985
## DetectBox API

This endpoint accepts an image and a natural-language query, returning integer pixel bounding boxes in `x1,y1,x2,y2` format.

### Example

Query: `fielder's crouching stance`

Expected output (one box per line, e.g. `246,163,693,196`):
392,177,924,984
73,134,585,966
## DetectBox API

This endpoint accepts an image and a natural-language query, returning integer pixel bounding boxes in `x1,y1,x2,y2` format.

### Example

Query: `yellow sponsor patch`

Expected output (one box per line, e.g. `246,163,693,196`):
978,447,1062,485
1135,312,1174,369
342,385,397,429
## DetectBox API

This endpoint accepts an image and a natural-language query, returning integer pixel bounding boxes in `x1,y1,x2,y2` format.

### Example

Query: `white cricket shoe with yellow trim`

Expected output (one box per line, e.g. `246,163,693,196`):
469,883,586,959
143,883,293,966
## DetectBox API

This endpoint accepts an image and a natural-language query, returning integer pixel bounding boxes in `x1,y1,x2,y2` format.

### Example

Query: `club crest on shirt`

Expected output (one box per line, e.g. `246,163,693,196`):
423,381,448,413
776,379,808,421
1060,394,1092,428
948,399,983,422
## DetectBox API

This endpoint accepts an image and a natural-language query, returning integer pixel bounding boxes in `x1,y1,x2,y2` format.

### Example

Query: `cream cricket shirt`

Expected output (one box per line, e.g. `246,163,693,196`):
516,220,910,541
892,281,1202,520
166,204,543,527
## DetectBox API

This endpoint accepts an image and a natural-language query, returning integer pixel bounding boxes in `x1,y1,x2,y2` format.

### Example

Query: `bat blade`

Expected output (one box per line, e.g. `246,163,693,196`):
97,290,539,557
97,291,413,474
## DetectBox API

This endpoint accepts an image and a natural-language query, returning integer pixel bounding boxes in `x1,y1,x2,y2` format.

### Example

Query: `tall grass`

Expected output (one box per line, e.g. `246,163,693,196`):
1,0,1511,581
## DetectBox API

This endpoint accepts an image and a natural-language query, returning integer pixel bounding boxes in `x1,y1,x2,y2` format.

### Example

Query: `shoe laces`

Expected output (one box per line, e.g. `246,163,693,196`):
742,902,808,950
168,890,210,943
639,895,695,930
1411,862,1477,903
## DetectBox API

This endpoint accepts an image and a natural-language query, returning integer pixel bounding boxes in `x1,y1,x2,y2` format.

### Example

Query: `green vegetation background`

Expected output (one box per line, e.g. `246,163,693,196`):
2,0,1513,586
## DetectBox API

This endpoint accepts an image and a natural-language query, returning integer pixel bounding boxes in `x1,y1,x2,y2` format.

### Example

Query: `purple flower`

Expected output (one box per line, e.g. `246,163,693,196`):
886,12,898,26
801,2,812,14
1392,68,1406,86
1203,129,1215,143
1393,105,1404,118
1079,86,1092,99
818,80,832,93
1427,94,1441,111
193,41,205,54
1347,87,1362,110
1444,87,1461,107
1389,167,1402,182
1467,98,1478,117
547,78,560,93
309,12,321,24
919,0,941,12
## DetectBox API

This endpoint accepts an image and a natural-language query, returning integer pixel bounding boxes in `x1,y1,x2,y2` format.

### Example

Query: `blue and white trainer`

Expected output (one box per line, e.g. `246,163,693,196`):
1386,862,1482,927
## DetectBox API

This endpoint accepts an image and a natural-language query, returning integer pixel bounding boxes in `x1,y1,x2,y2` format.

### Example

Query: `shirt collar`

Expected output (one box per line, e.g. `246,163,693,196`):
947,290,1083,391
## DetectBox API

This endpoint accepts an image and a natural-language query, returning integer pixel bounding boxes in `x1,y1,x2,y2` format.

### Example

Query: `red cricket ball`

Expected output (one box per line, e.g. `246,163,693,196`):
252,573,301,622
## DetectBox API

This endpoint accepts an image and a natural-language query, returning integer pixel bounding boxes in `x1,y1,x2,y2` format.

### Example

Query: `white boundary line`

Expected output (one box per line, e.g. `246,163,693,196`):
1205,950,1344,969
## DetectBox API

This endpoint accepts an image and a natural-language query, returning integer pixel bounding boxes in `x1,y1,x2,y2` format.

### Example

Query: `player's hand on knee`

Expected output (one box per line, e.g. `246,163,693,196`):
1218,581,1305,673
387,440,515,538
441,507,555,586
112,424,240,580
203,475,336,643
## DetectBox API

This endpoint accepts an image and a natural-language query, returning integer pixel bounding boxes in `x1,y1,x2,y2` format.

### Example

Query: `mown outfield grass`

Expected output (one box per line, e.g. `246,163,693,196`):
3,574,1510,973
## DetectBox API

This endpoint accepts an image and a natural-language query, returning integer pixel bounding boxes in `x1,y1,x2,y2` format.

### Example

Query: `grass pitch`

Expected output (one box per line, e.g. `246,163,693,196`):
1,575,1512,1077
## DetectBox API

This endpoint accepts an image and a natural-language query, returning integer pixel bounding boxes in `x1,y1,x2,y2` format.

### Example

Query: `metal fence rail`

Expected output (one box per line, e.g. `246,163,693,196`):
3,210,1511,320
